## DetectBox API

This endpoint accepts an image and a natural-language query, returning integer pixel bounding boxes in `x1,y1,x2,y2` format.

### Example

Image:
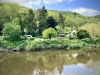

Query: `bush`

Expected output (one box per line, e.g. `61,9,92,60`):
77,29,90,39
16,43,25,51
29,37,34,40
0,40,27,51
26,41,47,51
42,28,58,39
2,22,21,41
82,23,100,40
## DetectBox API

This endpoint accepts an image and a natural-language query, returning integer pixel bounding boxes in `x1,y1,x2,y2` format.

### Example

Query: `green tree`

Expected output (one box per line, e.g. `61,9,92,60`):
58,12,64,30
26,29,37,37
36,6,48,34
0,2,20,35
77,29,90,39
46,16,58,29
18,9,36,35
26,9,36,30
2,21,21,41
48,10,59,20
64,17,74,27
82,23,100,40
88,18,98,24
42,28,58,39
36,6,48,21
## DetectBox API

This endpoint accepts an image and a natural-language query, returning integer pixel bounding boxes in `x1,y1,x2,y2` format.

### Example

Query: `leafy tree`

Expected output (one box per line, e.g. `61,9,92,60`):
2,21,21,41
77,29,90,39
36,6,48,21
46,16,58,29
48,10,59,20
0,2,20,35
88,18,98,24
64,17,75,27
26,9,36,30
58,12,64,30
82,23,100,40
42,28,58,39
18,9,36,35
64,16,87,29
94,15,100,21
36,6,48,34
26,29,37,37
38,22,47,35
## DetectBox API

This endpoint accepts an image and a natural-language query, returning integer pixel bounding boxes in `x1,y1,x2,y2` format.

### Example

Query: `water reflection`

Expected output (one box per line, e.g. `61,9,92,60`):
0,50,100,75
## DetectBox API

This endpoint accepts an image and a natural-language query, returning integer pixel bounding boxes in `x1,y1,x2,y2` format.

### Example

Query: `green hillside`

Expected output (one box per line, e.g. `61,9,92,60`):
0,2,100,39
0,2,100,51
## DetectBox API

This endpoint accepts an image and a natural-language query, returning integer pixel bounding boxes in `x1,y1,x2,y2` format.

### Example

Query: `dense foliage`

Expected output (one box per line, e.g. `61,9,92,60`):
0,2,100,51
42,28,58,39
36,5,48,34
26,29,37,37
82,23,100,40
77,30,90,39
3,20,21,41
0,2,100,38
46,16,58,29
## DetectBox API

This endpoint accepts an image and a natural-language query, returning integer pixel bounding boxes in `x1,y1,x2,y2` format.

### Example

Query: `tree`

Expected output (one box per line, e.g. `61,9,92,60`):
36,6,48,34
77,29,90,39
26,9,36,30
26,29,37,37
58,12,64,30
2,21,21,41
64,17,74,27
46,16,58,29
18,9,36,35
42,28,58,39
36,6,48,21
81,23,100,40
88,18,98,24
0,2,20,35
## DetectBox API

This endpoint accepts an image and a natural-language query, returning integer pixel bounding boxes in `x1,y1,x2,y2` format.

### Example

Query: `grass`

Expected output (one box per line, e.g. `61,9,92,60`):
0,36,100,51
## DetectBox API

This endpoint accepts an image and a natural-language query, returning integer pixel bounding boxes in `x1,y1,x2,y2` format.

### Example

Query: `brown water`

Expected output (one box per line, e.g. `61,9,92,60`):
0,50,100,75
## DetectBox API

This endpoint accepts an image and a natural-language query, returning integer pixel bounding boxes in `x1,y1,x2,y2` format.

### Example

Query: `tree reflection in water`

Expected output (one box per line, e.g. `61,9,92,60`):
0,50,100,75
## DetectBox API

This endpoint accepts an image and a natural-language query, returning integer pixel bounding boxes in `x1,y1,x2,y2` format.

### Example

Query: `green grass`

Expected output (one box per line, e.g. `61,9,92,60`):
0,36,100,51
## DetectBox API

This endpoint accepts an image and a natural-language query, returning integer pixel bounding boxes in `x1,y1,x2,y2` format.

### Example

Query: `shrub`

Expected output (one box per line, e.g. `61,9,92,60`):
2,22,21,41
77,29,90,39
27,41,47,51
42,28,58,39
82,23,100,40
16,43,25,51
29,37,34,40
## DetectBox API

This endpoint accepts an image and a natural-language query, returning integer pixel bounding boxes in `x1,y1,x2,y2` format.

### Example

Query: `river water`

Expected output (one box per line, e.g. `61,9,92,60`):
0,50,100,75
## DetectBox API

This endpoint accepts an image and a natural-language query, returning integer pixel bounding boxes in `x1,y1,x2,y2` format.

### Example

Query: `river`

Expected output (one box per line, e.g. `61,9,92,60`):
0,49,100,75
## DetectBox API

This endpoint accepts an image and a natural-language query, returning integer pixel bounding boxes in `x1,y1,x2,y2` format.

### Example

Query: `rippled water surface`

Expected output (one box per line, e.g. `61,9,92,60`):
0,50,100,75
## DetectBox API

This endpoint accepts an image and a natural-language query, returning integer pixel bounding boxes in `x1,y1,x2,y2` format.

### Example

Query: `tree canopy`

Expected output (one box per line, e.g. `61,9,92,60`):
46,16,58,29
3,20,21,41
42,28,58,39
0,2,100,41
81,23,100,40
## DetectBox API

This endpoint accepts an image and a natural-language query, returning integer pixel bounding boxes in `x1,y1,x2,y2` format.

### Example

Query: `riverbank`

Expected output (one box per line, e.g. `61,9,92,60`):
0,37,100,52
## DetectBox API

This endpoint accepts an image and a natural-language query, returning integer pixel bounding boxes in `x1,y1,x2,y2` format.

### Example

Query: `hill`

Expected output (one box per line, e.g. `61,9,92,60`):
0,2,100,35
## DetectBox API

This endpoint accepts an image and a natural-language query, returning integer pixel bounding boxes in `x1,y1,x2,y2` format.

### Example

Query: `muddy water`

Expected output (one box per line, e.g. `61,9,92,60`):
0,50,100,75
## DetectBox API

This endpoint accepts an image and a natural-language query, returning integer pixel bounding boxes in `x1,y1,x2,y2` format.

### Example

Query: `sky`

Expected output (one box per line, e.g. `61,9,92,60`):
0,0,100,16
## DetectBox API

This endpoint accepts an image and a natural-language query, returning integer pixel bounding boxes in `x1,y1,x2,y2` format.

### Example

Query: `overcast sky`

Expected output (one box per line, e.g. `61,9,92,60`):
0,0,100,16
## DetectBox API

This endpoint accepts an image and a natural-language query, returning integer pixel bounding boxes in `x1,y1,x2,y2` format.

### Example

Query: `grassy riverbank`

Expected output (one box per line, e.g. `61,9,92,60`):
0,36,100,51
